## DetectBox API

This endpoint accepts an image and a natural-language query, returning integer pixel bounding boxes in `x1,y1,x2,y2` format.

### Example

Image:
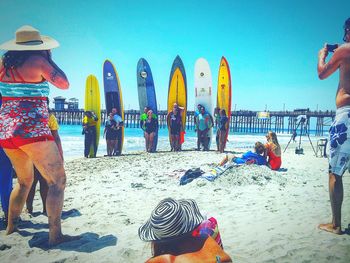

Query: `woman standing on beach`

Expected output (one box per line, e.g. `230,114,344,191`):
103,113,118,156
168,104,182,151
214,107,221,151
0,25,77,245
218,109,229,153
144,110,158,152
265,131,282,170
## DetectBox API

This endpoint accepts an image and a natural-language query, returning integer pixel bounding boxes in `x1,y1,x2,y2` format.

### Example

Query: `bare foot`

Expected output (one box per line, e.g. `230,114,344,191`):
49,234,81,247
5,218,20,235
318,223,342,235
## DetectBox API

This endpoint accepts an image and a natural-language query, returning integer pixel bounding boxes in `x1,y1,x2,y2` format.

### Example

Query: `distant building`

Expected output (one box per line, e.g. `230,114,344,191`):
53,96,66,110
68,98,79,110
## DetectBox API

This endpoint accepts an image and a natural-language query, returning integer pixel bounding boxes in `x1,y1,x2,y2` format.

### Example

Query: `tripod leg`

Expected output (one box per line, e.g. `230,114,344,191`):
284,122,301,153
306,132,317,155
284,136,293,153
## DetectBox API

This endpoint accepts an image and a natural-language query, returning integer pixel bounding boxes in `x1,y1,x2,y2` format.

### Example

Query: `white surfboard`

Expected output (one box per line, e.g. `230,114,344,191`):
194,58,213,149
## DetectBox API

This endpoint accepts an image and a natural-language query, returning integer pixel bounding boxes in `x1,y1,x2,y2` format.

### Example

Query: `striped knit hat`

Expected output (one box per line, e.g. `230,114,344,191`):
138,198,205,241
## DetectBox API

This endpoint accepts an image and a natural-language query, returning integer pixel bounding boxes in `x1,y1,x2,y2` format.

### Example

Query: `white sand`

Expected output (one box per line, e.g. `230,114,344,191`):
1,145,350,262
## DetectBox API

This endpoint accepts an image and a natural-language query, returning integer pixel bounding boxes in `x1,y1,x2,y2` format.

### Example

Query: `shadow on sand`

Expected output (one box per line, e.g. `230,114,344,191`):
20,230,117,252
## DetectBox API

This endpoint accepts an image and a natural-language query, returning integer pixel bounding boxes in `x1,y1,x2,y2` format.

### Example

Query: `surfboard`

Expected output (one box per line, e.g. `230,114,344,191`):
168,56,187,148
103,59,124,154
85,74,101,157
216,56,232,149
194,58,213,149
137,58,158,151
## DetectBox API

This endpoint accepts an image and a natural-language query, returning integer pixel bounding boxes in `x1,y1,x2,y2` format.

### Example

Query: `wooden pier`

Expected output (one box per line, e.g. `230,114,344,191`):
51,109,335,136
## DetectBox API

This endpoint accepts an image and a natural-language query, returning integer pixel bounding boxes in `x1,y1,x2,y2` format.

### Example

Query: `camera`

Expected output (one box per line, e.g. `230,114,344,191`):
326,44,338,52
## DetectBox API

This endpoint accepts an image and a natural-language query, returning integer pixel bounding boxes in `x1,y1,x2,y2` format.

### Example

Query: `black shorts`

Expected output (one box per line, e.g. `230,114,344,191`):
170,128,181,135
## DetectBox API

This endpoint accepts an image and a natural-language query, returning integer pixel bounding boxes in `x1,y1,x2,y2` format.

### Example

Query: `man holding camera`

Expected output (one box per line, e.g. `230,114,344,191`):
317,18,350,234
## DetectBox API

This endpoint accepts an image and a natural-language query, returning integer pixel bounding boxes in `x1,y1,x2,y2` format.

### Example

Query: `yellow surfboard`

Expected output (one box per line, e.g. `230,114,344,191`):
168,67,187,146
85,74,101,157
216,56,231,147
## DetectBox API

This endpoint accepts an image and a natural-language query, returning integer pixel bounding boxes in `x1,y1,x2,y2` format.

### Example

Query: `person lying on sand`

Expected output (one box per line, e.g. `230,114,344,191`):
219,141,267,167
139,198,232,262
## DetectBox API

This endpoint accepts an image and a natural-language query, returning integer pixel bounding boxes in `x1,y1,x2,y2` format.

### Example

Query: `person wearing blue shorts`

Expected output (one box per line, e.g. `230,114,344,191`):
317,17,350,234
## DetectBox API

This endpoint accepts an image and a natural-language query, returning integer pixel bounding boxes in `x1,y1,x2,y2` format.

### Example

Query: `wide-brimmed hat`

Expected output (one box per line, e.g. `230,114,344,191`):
138,198,204,242
0,25,59,51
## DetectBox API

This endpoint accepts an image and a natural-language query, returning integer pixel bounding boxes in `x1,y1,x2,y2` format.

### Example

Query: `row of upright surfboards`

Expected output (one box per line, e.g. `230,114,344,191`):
84,56,231,157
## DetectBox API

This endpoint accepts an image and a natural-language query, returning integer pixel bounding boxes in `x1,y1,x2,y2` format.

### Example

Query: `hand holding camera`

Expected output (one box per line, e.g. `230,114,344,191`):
326,44,338,52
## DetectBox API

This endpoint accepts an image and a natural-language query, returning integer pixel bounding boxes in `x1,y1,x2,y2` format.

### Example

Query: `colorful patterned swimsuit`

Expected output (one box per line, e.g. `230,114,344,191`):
0,67,53,149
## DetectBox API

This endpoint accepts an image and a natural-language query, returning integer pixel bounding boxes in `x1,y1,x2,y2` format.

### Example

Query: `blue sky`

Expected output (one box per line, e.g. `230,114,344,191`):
0,0,348,111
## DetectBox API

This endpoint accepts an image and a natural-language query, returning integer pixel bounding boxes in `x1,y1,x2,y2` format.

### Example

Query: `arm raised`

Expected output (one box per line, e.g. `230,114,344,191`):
41,56,69,89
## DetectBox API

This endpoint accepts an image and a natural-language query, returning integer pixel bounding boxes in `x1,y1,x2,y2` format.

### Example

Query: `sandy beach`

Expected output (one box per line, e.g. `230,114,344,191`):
0,144,350,263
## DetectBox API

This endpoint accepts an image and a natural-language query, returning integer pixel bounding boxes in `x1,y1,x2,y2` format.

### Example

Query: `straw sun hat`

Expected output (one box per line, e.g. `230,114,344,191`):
138,198,205,242
0,25,59,51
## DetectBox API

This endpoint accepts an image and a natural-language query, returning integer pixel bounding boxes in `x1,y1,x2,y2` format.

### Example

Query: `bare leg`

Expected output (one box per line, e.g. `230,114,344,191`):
144,131,148,151
318,172,343,234
144,132,150,152
26,167,39,214
20,141,79,245
174,135,180,151
149,133,155,152
37,169,48,214
4,148,34,235
197,131,201,150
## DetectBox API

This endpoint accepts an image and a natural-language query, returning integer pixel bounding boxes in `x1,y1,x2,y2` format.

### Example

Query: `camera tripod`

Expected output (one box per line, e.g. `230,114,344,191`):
284,118,317,155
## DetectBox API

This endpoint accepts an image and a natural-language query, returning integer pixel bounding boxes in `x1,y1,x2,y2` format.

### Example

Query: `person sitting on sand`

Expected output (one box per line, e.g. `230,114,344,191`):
0,25,78,245
144,110,158,152
111,107,123,155
219,141,267,166
26,108,63,214
138,197,232,263
82,110,98,158
265,131,282,170
167,104,182,151
103,113,118,156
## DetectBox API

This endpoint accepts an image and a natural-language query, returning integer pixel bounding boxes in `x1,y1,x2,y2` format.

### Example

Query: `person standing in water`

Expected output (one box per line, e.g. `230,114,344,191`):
0,25,78,245
317,18,350,234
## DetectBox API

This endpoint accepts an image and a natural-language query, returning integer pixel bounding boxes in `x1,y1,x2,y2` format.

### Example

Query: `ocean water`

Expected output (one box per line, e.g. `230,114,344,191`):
59,125,326,160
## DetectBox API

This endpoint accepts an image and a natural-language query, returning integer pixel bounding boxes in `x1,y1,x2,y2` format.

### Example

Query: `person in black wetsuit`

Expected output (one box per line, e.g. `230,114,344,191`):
144,110,158,152
218,109,228,153
167,105,182,151
82,111,98,158
103,113,118,156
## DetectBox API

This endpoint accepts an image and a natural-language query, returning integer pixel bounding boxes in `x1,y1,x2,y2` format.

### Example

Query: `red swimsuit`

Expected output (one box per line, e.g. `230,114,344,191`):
267,149,282,170
0,67,54,149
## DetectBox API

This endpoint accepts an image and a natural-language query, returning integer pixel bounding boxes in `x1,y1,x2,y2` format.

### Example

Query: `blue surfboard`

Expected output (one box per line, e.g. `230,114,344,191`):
103,59,124,154
137,58,158,151
169,55,187,92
